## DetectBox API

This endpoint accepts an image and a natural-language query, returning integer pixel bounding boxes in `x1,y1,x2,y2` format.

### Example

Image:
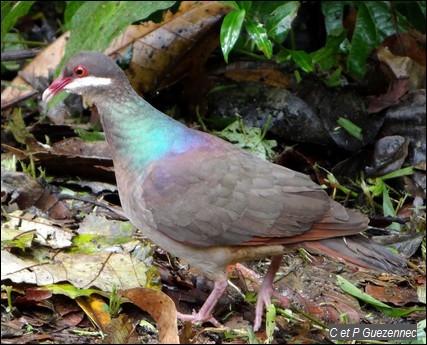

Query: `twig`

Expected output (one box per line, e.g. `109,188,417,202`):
1,90,39,110
1,48,41,61
56,194,127,220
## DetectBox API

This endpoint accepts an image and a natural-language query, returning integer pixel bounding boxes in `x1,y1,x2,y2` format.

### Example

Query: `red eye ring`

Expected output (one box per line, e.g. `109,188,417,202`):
73,65,87,78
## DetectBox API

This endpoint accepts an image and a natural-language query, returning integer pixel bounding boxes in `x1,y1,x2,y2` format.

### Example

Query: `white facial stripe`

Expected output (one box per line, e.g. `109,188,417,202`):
64,76,112,91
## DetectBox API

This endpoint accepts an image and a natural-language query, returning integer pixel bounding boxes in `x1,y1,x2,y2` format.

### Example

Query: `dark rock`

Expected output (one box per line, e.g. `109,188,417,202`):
366,135,409,177
208,82,331,145
381,89,426,167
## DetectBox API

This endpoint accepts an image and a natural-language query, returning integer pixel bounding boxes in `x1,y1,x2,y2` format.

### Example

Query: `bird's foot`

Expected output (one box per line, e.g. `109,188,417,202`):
252,255,284,332
177,310,223,327
253,285,274,331
253,287,291,331
176,278,228,328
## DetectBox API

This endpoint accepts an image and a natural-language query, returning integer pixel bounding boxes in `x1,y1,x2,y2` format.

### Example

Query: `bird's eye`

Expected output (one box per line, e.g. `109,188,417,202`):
73,65,87,78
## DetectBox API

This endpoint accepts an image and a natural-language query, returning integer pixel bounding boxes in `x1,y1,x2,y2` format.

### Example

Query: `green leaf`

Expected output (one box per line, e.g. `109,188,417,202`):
74,128,105,142
382,186,395,217
323,67,344,87
380,166,414,180
220,9,246,63
1,1,35,44
365,2,401,38
215,118,277,160
41,283,101,300
405,1,426,32
246,325,261,344
2,233,34,250
288,49,313,73
64,1,85,30
236,1,252,11
321,2,345,35
337,117,363,141
311,28,346,71
245,16,272,59
62,1,175,70
322,1,421,77
221,1,240,10
266,303,276,343
337,275,425,317
368,177,385,198
266,1,300,43
348,2,378,76
419,0,426,17
6,108,35,145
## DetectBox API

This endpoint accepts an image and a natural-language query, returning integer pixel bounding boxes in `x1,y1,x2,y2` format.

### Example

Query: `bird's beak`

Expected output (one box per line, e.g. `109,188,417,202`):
42,76,72,103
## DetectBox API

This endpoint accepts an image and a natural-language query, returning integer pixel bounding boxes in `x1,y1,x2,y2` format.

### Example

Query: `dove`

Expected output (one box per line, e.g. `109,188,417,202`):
43,51,405,330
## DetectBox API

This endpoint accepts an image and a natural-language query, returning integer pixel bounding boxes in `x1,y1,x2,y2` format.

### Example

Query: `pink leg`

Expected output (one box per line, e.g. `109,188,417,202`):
253,255,283,331
177,278,228,327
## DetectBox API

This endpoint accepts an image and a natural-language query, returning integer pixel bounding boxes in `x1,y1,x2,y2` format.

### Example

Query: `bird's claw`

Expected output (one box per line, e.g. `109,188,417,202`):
177,311,223,327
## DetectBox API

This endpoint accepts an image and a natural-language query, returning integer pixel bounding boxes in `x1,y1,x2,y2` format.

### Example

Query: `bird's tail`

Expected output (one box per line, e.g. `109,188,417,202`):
301,234,407,274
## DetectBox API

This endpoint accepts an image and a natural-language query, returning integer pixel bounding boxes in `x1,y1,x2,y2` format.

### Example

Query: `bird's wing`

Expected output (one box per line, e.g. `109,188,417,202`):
141,145,363,247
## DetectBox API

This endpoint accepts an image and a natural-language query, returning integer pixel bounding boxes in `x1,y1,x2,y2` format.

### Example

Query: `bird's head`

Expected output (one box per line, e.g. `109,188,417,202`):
42,51,128,103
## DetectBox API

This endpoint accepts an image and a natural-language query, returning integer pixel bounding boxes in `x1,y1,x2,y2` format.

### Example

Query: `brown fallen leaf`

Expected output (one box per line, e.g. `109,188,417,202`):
120,288,179,344
1,170,73,220
1,143,115,183
108,1,231,93
1,333,53,344
365,283,420,306
380,32,426,68
76,295,111,332
215,61,293,89
1,32,70,106
1,249,152,291
377,45,426,90
103,314,140,344
15,288,53,303
1,1,231,107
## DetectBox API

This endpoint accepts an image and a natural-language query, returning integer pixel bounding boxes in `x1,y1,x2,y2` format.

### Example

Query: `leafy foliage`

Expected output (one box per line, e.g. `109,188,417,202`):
220,8,246,62
2,1,424,79
1,1,35,45
215,116,277,161
220,1,425,77
337,275,425,317
61,1,176,71
221,1,299,62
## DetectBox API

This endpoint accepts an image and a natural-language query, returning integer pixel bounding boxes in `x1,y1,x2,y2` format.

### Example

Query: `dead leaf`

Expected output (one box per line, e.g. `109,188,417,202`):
1,32,70,106
377,45,426,90
365,284,420,306
380,32,426,68
109,1,231,93
76,295,111,332
1,143,115,183
103,314,140,344
1,249,154,291
1,1,231,107
2,210,74,249
217,61,292,88
15,288,53,303
1,333,53,344
121,288,179,344
2,171,73,220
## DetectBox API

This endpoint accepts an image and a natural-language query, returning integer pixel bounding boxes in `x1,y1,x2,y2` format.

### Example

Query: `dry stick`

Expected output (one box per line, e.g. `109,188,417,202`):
1,48,41,61
55,194,127,220
1,90,39,110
